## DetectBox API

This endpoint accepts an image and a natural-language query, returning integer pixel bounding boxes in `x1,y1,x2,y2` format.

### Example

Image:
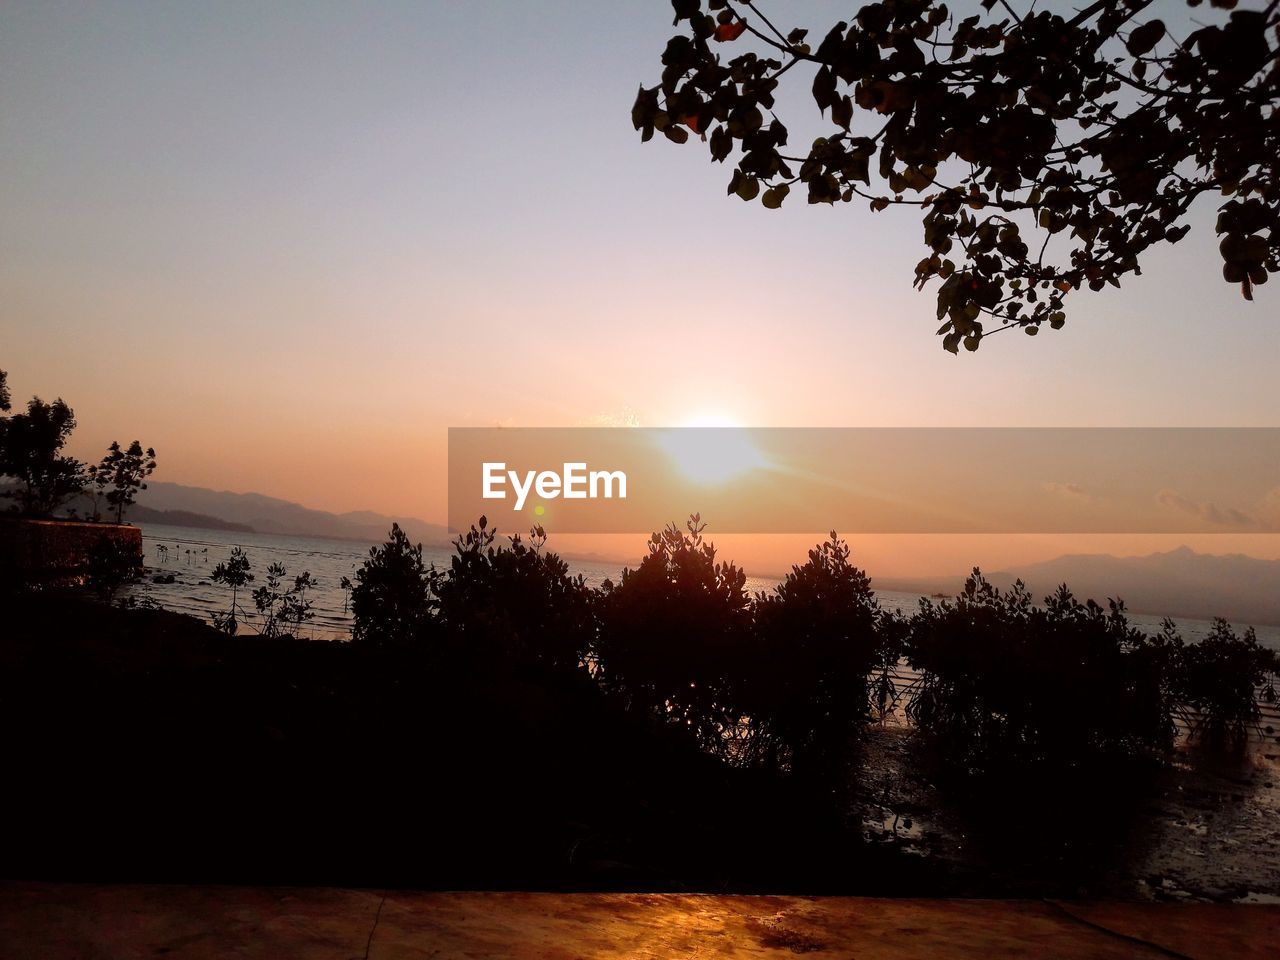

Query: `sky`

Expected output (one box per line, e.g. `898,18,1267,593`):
2,1,1278,572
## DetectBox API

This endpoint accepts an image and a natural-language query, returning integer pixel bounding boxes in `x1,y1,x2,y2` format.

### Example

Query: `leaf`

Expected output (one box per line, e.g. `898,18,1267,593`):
1126,20,1165,57
709,126,733,162
671,0,699,25
811,66,837,113
631,85,650,129
761,183,790,208
735,175,760,201
664,124,689,144
831,95,853,130
714,20,747,42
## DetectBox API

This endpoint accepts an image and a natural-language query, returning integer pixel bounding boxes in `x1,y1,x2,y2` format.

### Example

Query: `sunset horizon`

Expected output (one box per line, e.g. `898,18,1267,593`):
4,1,1280,955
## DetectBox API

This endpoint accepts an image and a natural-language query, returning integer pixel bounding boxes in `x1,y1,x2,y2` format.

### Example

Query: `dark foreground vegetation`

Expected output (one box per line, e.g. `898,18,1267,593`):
0,367,157,523
2,517,1277,894
2,588,900,892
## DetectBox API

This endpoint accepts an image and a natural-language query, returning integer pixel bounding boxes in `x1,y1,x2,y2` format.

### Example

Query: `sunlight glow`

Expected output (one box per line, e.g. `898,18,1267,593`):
656,417,769,486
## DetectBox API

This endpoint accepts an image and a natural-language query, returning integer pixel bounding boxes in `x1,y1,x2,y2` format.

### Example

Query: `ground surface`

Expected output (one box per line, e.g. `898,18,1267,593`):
856,725,1280,902
2,883,1278,959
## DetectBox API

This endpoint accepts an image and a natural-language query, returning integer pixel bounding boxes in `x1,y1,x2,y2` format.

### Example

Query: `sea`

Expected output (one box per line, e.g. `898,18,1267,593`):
131,522,1280,650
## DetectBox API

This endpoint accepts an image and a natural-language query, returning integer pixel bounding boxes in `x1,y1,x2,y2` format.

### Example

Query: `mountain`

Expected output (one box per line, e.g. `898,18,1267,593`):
878,547,1280,627
133,481,449,546
128,505,254,533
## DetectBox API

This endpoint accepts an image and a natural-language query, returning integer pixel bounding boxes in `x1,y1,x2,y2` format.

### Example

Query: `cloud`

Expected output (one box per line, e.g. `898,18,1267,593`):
1156,489,1264,529
1043,481,1093,501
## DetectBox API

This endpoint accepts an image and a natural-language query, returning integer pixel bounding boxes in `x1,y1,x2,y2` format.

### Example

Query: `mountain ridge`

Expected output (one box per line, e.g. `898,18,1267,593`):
133,480,450,547
878,546,1280,628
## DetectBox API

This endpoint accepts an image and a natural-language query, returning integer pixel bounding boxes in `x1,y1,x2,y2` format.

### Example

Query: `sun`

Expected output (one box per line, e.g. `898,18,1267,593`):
655,413,769,486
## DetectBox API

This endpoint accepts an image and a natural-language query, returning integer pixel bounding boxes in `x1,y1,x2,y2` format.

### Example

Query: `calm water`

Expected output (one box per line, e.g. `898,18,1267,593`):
132,522,1280,649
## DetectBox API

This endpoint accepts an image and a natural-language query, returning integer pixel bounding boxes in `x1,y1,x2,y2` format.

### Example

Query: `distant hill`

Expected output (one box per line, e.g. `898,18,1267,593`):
878,546,1280,628
128,505,254,533
132,481,449,546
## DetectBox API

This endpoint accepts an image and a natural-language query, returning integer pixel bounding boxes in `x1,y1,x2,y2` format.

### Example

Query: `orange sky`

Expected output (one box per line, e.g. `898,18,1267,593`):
3,2,1278,575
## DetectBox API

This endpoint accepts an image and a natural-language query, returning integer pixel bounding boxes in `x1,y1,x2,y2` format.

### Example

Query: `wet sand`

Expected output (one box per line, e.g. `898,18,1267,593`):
857,725,1280,902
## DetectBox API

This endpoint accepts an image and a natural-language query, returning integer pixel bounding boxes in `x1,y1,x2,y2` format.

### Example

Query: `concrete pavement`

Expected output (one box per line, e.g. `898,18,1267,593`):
2,882,1277,959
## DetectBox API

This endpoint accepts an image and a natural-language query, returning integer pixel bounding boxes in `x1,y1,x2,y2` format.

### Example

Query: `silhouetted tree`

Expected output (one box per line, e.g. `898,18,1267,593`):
636,0,1279,350
252,562,318,638
210,547,254,635
279,571,317,637
0,396,86,517
435,520,596,675
906,571,1175,767
1175,617,1279,744
350,523,438,649
746,532,884,771
96,440,157,523
252,562,289,638
595,515,752,757
0,369,10,413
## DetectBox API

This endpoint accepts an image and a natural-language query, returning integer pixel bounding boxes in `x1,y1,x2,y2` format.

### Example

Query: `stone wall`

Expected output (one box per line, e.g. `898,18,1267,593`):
0,518,143,583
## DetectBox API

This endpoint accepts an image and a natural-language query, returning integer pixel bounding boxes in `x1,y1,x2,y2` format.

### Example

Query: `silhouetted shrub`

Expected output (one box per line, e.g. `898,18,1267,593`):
744,532,885,772
905,571,1176,768
210,546,254,635
350,523,438,649
278,570,317,637
1175,618,1279,744
251,561,317,638
251,561,289,637
0,590,757,892
344,519,1276,780
434,519,594,675
594,515,751,757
